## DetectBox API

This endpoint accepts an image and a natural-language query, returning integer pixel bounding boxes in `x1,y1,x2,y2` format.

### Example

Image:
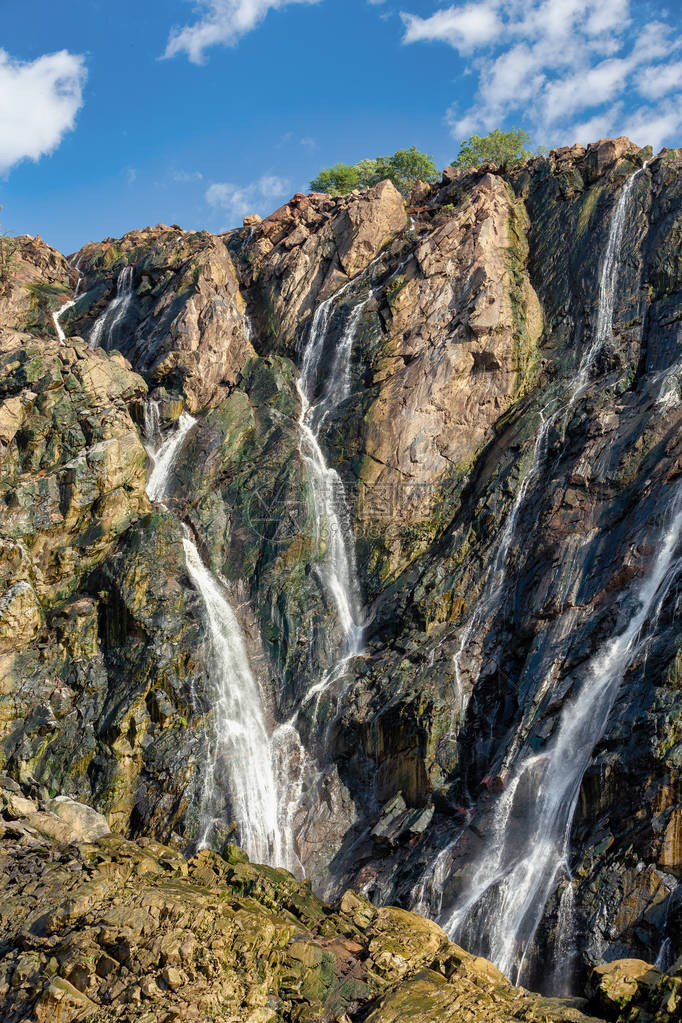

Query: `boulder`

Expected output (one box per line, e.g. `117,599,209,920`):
332,179,407,277
47,796,110,841
587,959,661,1017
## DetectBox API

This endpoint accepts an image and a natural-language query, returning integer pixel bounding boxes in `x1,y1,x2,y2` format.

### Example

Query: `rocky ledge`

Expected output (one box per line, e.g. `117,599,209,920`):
0,780,621,1023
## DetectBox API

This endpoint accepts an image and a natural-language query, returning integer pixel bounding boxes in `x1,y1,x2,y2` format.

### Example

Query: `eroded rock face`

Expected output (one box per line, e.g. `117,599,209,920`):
244,180,407,352
0,235,73,337
355,172,542,579
65,226,256,412
3,140,682,994
0,788,606,1023
0,325,208,839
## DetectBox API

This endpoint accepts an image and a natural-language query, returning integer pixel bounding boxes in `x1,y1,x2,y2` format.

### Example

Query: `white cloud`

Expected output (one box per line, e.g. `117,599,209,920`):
164,0,321,63
401,0,682,150
638,59,682,100
0,49,86,175
172,169,205,182
401,3,502,54
619,99,682,152
206,174,290,222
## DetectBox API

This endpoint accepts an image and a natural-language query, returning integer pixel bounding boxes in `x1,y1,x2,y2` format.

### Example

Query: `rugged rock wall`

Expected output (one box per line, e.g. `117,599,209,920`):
0,778,611,1023
2,137,682,992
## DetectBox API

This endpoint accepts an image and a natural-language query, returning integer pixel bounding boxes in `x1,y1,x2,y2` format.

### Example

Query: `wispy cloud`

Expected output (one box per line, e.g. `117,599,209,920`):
164,0,321,64
401,1,682,150
205,173,290,223
172,169,205,183
0,49,86,175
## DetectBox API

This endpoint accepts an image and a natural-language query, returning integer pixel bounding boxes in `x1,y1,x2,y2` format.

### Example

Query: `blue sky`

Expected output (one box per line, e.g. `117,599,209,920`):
1,0,681,255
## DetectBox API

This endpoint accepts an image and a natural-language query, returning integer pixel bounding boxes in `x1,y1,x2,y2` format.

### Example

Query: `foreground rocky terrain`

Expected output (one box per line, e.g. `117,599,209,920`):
2,136,682,995
2,779,676,1023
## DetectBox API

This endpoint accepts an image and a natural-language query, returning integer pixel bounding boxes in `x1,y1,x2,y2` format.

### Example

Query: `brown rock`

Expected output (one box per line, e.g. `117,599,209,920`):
660,808,682,872
584,136,639,183
587,959,661,1015
357,172,542,574
333,179,407,278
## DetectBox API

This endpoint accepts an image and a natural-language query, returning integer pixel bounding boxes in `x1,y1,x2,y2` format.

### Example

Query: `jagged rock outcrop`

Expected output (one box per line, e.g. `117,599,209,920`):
0,784,606,1022
3,136,682,997
0,235,72,336
68,226,255,412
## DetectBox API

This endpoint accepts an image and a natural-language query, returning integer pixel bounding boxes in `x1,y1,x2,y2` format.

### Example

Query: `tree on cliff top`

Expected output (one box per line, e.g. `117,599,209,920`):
453,129,534,169
0,207,18,294
310,146,438,196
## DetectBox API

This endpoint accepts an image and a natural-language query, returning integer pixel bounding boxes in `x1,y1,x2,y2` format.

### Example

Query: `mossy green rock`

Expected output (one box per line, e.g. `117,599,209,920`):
0,791,607,1023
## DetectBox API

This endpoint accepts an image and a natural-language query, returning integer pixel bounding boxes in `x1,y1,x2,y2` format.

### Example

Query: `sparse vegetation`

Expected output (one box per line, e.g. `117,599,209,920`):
0,207,18,292
310,146,438,196
453,129,536,170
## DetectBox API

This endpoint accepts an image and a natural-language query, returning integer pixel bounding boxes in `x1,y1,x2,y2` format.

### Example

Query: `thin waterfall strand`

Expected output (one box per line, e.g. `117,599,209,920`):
438,167,660,983
449,166,646,722
444,486,682,981
52,256,85,344
90,265,135,351
297,294,370,656
143,402,292,868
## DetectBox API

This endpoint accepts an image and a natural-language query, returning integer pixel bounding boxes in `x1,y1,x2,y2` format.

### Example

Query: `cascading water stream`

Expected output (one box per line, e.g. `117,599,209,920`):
52,255,85,344
264,278,377,867
450,165,647,723
296,292,371,658
143,402,292,868
181,535,285,864
444,486,682,982
431,165,654,983
90,265,135,351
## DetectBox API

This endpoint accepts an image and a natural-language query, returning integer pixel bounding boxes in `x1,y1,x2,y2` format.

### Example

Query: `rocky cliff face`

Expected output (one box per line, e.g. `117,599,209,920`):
0,778,615,1022
2,137,682,998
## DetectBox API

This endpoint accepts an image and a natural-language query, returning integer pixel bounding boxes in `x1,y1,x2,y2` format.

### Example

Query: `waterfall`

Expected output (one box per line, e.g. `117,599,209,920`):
90,265,135,351
444,486,682,981
450,165,647,720
52,255,85,344
297,292,370,657
53,297,76,345
146,407,197,504
552,880,578,995
181,533,284,863
143,402,292,868
654,883,681,971
434,166,663,983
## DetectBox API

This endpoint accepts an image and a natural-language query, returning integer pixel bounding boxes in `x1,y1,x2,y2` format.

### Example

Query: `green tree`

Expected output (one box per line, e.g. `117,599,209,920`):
374,146,438,194
0,207,18,293
453,129,533,170
309,163,361,195
310,147,438,196
354,158,380,187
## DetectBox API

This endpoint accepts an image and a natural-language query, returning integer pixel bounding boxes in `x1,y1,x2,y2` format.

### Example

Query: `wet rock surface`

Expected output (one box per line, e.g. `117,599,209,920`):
0,787,609,1022
2,137,682,993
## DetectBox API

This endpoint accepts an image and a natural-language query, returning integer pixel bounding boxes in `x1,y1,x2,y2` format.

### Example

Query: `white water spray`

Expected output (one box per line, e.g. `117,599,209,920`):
143,401,293,868
437,167,665,983
90,265,135,351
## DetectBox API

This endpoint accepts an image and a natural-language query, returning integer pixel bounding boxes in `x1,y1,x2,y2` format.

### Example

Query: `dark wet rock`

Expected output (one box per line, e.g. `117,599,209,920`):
3,138,682,996
0,789,608,1023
